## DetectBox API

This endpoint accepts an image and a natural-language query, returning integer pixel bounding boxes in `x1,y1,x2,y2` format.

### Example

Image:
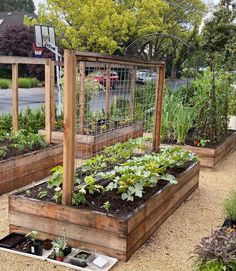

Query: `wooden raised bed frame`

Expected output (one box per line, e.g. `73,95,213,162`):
9,162,199,261
39,122,143,158
167,131,236,168
0,144,63,195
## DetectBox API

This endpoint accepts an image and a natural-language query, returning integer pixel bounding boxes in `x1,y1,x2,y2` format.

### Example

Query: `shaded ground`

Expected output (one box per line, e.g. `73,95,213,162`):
0,150,236,271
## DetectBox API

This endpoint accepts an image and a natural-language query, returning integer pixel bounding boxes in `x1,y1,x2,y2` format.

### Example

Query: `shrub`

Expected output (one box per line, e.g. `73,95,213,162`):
18,78,32,88
0,79,10,89
224,191,236,221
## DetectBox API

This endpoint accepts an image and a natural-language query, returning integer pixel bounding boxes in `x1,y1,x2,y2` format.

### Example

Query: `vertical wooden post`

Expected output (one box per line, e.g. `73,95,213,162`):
62,50,76,206
79,61,85,134
50,61,55,130
153,64,165,152
105,64,111,118
45,60,52,144
130,66,136,118
12,63,19,131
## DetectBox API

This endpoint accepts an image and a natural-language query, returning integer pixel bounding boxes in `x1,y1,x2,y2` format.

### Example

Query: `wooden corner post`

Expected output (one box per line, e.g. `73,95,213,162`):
62,50,76,205
45,59,53,144
79,61,85,134
153,64,165,152
12,63,19,131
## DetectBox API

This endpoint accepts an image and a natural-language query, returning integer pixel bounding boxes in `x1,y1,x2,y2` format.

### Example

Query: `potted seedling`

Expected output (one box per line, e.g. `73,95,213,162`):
223,190,236,228
25,230,43,256
51,229,72,261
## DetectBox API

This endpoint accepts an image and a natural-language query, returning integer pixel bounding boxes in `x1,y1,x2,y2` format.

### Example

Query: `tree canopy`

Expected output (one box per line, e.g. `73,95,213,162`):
0,0,35,13
201,0,236,70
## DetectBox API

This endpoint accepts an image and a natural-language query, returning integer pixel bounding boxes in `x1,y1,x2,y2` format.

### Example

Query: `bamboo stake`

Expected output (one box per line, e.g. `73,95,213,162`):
153,64,165,152
12,63,19,131
62,50,76,206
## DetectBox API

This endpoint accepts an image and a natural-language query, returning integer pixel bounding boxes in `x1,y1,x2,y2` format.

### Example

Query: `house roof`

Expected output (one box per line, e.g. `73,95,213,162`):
0,11,36,36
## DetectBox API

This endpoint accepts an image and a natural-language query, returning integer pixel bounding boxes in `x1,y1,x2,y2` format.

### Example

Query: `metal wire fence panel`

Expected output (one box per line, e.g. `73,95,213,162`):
62,50,165,205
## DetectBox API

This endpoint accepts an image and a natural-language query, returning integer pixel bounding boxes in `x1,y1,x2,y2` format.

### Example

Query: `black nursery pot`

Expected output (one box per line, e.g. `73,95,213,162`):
222,219,236,228
64,246,72,256
30,241,44,256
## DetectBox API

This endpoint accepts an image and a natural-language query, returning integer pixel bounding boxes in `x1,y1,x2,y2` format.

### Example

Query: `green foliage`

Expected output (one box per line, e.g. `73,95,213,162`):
189,68,233,143
224,191,236,221
102,201,111,213
161,90,193,144
0,79,10,89
48,166,63,189
195,260,226,271
18,77,39,88
52,187,62,204
0,146,8,158
0,0,35,12
0,107,45,134
38,191,48,199
8,129,47,151
25,230,38,243
101,146,196,202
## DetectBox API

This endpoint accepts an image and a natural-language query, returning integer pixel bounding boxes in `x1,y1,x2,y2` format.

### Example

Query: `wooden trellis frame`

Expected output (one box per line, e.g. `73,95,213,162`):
0,56,55,144
62,50,165,205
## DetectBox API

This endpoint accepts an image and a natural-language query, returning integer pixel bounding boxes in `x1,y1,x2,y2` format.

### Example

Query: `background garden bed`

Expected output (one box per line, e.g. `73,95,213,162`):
8,161,199,261
0,144,63,195
39,122,143,158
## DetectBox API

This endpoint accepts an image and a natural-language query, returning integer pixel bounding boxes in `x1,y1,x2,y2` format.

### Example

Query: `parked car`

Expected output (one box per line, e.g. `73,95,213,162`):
87,70,119,89
136,70,157,84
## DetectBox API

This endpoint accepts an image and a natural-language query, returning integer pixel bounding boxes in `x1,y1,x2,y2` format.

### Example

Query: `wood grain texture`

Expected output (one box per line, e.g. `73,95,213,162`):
62,50,76,205
9,162,199,261
12,63,19,131
0,145,63,195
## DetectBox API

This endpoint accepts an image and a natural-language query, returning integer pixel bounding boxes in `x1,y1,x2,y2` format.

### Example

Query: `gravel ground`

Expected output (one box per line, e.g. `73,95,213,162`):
0,150,236,271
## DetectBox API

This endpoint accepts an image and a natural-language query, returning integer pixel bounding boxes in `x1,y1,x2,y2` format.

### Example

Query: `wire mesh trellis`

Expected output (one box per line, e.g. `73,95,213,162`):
62,50,165,205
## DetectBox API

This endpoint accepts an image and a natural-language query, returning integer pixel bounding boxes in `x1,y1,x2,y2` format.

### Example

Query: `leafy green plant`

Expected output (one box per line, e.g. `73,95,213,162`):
52,187,62,204
224,191,236,221
25,230,38,244
195,260,226,271
0,79,10,89
38,191,48,199
48,166,63,189
102,201,111,213
0,146,8,158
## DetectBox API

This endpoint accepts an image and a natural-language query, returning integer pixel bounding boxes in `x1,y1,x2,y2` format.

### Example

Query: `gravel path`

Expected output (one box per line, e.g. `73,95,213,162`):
0,150,236,271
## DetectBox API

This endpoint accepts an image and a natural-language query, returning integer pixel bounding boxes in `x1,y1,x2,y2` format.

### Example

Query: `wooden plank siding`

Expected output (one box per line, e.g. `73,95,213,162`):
9,162,199,261
0,144,63,195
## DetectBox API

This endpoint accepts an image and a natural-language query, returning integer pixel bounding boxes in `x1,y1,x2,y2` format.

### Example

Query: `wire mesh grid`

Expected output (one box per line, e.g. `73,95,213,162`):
74,58,160,182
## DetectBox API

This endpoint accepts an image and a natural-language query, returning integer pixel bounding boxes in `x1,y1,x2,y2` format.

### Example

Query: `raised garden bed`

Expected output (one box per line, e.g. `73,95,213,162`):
0,144,63,195
8,161,199,261
39,123,143,158
163,131,236,168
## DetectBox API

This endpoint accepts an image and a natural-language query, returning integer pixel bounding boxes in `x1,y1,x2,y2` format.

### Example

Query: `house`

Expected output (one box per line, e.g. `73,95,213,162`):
0,11,36,37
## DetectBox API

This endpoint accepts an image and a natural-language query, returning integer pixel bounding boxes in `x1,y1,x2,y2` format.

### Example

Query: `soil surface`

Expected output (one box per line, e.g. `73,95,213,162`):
163,130,235,148
0,150,236,270
20,162,192,218
0,140,53,161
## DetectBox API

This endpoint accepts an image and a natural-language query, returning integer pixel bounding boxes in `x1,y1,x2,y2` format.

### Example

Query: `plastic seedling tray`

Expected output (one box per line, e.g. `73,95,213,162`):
0,233,25,249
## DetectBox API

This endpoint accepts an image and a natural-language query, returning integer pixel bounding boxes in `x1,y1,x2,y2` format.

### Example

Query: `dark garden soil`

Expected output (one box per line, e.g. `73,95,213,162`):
0,140,54,161
21,161,193,219
162,130,234,148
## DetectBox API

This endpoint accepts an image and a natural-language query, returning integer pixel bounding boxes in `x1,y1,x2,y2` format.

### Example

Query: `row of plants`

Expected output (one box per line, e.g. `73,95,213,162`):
26,141,197,214
0,77,39,89
0,129,47,160
0,107,45,133
161,68,235,147
194,191,236,270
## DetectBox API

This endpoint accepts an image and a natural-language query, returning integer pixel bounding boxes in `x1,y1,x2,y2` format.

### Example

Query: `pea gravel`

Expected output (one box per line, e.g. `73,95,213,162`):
0,150,236,271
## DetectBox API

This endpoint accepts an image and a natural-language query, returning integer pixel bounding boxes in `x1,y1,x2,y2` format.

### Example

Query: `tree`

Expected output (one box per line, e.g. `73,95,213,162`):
0,0,35,13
